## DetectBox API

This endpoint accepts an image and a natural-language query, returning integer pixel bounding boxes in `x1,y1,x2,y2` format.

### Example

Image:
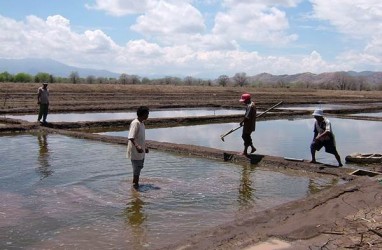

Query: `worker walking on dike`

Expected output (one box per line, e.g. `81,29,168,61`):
126,106,150,189
310,109,343,167
239,93,257,156
37,83,49,124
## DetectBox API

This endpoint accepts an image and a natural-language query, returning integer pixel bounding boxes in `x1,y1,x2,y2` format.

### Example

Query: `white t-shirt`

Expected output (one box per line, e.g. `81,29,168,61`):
38,87,49,104
314,117,332,135
126,118,146,160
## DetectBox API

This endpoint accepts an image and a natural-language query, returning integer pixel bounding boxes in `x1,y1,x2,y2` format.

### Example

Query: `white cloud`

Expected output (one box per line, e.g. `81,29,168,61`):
131,1,206,38
0,15,120,67
213,2,298,45
0,14,353,78
223,0,303,8
1,0,381,79
85,0,157,16
311,0,382,38
310,0,382,71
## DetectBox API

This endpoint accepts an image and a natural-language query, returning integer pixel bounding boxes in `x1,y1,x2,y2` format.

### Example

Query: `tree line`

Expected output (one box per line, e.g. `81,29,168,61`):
0,71,381,91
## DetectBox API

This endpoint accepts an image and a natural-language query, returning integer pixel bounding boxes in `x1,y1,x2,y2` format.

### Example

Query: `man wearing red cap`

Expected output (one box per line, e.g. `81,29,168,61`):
239,93,257,156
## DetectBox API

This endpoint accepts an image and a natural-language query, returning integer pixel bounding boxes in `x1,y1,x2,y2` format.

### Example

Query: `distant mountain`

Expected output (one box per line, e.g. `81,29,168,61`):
248,71,382,87
0,58,120,78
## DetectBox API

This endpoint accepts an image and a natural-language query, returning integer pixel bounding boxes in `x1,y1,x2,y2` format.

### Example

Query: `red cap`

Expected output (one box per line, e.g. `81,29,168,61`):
239,93,251,102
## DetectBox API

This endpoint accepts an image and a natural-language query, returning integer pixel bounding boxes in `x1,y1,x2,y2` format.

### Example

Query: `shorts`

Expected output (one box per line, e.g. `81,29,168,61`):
310,139,338,155
131,159,144,176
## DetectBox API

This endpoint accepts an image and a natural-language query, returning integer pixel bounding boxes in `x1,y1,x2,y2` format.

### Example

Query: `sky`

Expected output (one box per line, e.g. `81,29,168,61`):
0,0,381,78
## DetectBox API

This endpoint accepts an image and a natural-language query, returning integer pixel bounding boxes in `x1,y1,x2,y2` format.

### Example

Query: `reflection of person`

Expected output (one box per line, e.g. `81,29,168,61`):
37,133,53,178
126,106,150,189
123,191,147,248
310,109,343,167
124,194,146,226
37,83,49,124
238,165,254,207
239,93,257,156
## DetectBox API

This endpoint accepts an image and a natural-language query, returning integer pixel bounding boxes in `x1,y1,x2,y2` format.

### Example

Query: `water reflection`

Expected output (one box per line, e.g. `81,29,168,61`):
238,165,255,207
5,108,243,122
350,112,382,118
308,178,339,195
37,132,53,179
277,104,369,111
122,191,148,249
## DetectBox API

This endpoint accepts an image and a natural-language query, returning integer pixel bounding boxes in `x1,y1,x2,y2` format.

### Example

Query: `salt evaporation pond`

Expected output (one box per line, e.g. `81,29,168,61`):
102,117,382,167
0,133,337,249
277,103,368,111
5,108,243,122
350,112,382,118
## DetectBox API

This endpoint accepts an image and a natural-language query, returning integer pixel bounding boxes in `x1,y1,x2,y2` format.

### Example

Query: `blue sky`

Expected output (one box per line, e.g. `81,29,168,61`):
0,0,381,78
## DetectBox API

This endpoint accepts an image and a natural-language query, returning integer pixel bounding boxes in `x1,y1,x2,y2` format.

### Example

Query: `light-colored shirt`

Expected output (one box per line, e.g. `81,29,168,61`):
126,118,146,160
314,117,332,135
38,87,49,104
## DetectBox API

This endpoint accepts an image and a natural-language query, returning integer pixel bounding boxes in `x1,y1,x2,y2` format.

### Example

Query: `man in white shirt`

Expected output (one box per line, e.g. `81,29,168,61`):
310,109,343,167
127,106,149,189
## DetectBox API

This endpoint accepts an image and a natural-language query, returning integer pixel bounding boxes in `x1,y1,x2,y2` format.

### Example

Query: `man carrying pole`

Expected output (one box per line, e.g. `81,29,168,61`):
239,93,257,156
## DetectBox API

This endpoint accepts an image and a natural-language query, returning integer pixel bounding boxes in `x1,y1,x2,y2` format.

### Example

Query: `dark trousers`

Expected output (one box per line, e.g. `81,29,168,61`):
38,104,49,122
242,132,253,147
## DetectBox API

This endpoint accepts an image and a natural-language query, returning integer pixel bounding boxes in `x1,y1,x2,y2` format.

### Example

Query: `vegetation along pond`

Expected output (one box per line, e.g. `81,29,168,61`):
0,132,338,249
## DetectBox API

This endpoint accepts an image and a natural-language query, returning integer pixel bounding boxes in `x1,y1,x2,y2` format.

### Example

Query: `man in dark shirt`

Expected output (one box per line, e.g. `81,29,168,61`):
239,93,257,156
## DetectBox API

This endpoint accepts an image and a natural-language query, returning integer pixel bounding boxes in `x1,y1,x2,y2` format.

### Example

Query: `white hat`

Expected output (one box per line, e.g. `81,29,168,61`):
312,109,324,117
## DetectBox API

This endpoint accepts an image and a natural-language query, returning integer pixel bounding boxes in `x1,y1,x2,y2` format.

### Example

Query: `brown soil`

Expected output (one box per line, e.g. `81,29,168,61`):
1,83,382,249
1,83,382,114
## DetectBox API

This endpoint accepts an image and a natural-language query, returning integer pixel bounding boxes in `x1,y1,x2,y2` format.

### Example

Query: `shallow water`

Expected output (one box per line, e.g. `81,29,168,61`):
350,112,382,118
101,117,382,166
5,108,243,122
0,133,336,249
277,103,372,111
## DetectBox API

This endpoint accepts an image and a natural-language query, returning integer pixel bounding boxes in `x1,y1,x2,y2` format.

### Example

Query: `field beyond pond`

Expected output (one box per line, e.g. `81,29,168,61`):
1,83,382,114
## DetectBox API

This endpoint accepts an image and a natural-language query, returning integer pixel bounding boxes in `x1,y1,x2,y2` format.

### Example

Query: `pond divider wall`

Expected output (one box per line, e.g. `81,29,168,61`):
36,126,359,181
1,113,380,180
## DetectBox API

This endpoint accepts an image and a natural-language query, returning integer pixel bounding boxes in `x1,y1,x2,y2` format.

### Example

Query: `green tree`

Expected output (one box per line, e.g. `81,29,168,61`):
0,71,13,82
14,72,33,82
34,72,51,83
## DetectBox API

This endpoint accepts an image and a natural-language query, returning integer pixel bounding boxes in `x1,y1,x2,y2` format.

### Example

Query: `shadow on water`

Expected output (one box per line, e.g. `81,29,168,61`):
37,132,54,179
135,183,161,193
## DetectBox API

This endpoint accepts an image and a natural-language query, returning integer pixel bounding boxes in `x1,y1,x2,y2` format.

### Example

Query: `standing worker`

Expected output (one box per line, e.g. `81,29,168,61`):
310,109,343,167
37,83,49,124
239,93,257,156
126,106,150,189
